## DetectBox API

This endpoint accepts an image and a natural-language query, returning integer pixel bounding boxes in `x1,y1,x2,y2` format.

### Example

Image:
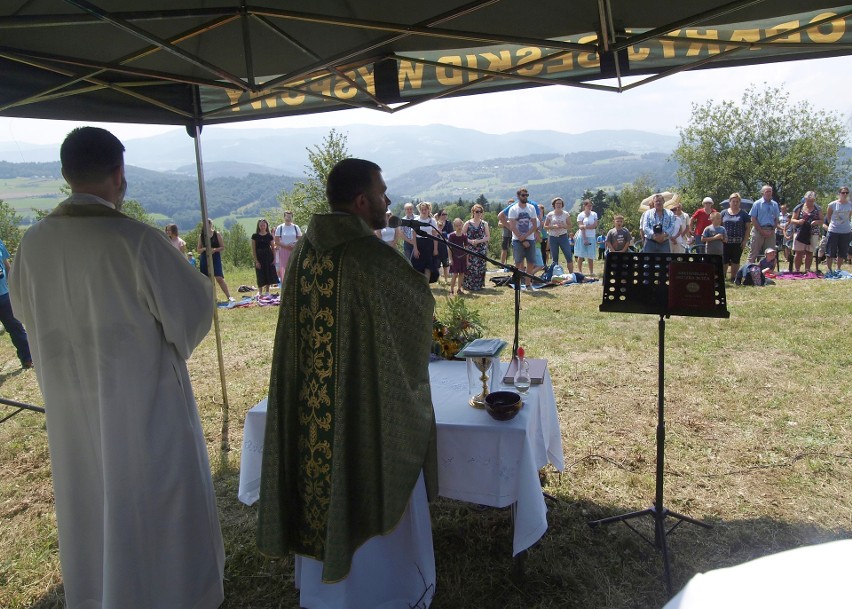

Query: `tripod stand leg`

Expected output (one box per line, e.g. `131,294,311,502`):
665,508,713,530
654,506,673,595
588,507,654,528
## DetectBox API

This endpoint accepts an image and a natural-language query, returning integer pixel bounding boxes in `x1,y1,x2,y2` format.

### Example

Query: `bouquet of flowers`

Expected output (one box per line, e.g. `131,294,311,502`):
432,296,485,360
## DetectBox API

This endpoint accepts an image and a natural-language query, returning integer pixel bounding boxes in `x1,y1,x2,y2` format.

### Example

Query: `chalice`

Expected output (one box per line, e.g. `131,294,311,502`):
468,356,492,409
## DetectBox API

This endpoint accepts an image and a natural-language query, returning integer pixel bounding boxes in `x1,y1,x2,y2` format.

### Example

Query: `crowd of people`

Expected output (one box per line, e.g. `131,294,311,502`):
167,181,852,305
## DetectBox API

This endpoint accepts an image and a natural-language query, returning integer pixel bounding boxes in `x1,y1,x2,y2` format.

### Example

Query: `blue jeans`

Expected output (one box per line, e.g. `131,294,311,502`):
0,292,31,365
512,240,537,265
548,234,572,265
643,238,671,254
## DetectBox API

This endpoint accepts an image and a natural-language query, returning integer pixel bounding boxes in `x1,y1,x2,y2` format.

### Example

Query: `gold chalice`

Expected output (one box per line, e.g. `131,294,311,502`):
468,356,492,409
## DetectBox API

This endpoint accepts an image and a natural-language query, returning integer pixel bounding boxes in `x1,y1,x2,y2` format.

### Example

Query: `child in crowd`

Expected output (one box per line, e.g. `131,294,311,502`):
447,218,468,296
701,212,727,257
760,247,777,273
165,224,186,255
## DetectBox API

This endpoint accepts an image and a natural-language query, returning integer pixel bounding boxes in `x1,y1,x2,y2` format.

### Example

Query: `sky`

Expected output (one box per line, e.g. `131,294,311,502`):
0,55,849,150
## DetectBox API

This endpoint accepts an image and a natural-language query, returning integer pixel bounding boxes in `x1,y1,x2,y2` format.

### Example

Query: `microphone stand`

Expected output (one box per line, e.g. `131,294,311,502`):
405,222,545,358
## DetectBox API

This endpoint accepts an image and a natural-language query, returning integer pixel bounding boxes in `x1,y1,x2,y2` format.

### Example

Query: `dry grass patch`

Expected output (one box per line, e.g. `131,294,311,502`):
1,268,851,608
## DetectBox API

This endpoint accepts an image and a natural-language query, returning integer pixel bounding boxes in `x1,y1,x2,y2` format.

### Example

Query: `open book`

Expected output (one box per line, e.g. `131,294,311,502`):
502,358,548,385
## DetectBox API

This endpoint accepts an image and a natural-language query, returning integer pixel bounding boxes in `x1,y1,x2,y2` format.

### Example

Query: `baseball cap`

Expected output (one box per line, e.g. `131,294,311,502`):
764,247,776,254
702,197,714,204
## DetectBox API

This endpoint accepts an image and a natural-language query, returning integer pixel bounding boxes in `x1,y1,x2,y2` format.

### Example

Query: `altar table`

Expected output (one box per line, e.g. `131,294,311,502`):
238,359,564,556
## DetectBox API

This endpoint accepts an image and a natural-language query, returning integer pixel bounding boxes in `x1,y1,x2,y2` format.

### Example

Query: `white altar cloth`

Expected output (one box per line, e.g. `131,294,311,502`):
663,539,852,609
238,359,564,556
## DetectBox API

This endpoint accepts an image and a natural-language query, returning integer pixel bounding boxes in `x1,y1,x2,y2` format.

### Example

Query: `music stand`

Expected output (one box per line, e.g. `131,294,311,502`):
588,252,729,594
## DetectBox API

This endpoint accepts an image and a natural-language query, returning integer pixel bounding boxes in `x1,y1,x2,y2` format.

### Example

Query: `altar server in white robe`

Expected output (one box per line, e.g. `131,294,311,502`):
10,127,224,609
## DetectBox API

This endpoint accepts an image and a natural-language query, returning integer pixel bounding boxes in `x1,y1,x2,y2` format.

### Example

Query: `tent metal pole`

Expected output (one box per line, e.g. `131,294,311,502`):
192,124,230,454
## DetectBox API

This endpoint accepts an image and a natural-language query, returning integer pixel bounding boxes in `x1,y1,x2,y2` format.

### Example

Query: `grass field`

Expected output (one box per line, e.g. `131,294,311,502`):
1,264,850,609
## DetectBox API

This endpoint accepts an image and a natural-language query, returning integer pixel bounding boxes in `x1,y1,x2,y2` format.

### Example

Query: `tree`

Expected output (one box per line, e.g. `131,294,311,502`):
475,194,489,210
582,189,609,217
120,199,155,225
278,129,350,227
603,175,656,238
673,84,851,206
224,222,252,267
0,199,23,254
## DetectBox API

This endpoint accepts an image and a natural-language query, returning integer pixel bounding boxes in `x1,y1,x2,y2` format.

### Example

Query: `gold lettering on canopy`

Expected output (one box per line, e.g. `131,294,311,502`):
399,60,424,89
436,56,463,85
215,11,847,115
334,70,358,99
545,52,574,74
766,20,802,43
728,28,761,46
628,44,650,61
576,35,599,68
466,55,479,82
516,47,543,76
685,29,721,56
807,12,846,43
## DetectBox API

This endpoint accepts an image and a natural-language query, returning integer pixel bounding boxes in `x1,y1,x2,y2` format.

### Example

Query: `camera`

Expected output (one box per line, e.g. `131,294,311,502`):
653,223,663,234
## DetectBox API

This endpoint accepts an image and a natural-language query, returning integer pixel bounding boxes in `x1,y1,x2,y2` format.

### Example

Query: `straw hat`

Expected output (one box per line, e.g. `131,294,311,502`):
638,191,680,212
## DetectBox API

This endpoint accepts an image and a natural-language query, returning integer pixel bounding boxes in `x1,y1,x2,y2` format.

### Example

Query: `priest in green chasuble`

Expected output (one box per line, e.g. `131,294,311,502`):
258,158,438,608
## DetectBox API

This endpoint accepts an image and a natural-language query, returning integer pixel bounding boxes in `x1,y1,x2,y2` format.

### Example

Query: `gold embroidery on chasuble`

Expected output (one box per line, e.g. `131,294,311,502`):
295,249,337,557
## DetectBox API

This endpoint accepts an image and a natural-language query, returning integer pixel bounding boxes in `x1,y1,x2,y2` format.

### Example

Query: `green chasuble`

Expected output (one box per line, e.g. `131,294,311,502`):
257,213,438,583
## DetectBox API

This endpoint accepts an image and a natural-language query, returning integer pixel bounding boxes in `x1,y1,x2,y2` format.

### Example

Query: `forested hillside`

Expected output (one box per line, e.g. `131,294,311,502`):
1,161,299,228
388,150,678,206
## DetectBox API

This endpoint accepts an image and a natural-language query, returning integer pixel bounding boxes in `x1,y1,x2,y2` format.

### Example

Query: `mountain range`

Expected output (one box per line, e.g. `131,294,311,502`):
1,125,681,227
0,124,679,178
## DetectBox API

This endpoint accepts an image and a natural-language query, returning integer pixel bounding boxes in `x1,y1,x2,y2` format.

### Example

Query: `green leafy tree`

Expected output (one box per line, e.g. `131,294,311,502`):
602,175,656,239
279,129,350,227
475,194,490,211
0,199,23,254
224,222,252,267
120,199,155,225
673,84,850,205
31,195,157,227
581,189,609,217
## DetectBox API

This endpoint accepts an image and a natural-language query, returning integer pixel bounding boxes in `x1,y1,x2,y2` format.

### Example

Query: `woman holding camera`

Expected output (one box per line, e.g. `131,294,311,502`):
791,191,822,274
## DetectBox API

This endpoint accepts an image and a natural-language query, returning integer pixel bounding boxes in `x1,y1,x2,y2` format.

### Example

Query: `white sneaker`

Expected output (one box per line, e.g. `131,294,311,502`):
228,296,236,302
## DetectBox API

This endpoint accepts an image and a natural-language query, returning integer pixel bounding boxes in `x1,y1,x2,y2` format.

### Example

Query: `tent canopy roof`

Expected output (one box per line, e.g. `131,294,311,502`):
1,1,850,126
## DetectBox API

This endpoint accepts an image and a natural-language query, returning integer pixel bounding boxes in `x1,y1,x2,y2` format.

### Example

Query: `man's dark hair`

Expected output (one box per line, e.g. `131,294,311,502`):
326,158,381,211
60,127,125,184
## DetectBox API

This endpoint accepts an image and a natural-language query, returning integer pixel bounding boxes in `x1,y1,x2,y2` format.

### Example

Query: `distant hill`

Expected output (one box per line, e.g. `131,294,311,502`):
387,149,678,207
0,125,680,179
1,161,299,228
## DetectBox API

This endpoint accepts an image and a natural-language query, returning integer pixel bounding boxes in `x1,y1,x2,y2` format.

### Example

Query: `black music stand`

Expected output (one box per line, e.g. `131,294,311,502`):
588,252,729,595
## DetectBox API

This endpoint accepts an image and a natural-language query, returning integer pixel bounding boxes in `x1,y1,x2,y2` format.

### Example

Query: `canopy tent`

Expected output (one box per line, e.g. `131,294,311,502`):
2,1,850,449
1,1,851,126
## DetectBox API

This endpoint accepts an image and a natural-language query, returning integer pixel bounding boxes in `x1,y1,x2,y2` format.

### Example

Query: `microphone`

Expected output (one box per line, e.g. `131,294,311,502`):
388,215,432,229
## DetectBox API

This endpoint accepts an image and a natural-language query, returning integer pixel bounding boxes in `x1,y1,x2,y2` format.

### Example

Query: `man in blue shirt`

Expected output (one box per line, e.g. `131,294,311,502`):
748,185,780,263
640,194,677,253
0,238,32,369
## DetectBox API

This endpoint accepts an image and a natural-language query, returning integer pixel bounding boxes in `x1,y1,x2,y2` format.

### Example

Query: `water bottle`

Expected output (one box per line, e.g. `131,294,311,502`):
513,347,531,395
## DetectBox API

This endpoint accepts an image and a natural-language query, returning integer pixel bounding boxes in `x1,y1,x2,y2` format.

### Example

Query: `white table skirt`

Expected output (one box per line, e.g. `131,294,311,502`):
238,359,564,555
662,539,852,609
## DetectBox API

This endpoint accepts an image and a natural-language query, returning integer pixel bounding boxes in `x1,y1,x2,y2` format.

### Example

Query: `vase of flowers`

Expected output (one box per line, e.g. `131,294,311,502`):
432,296,485,360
